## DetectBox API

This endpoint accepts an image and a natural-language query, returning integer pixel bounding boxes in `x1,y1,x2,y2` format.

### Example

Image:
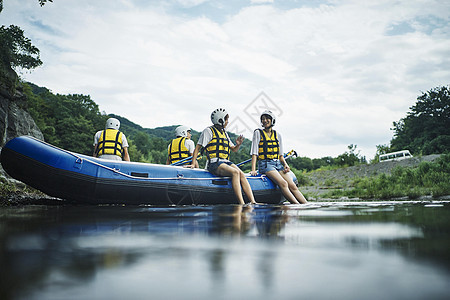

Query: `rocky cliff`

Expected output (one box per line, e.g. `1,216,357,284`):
0,63,44,187
0,64,44,148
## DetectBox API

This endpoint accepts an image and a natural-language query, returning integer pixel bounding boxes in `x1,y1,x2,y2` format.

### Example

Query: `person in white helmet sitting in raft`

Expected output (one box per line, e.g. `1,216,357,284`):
166,125,198,168
188,108,257,205
250,110,307,204
93,117,130,161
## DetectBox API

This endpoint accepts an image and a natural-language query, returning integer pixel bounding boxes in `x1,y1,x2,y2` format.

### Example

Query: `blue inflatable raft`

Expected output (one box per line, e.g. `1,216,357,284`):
0,136,283,205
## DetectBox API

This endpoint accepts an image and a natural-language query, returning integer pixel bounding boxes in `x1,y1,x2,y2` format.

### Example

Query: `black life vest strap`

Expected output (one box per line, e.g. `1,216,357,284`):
258,129,279,160
169,137,190,163
207,126,230,161
97,130,122,156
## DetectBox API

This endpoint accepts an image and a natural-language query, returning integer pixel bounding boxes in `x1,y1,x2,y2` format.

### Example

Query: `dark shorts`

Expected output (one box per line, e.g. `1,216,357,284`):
258,159,284,174
208,160,233,175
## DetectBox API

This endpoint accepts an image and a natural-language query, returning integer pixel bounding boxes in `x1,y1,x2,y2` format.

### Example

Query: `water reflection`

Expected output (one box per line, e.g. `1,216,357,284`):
0,201,449,299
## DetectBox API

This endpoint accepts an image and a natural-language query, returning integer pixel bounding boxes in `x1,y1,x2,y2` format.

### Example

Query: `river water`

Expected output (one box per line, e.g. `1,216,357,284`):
1,201,449,300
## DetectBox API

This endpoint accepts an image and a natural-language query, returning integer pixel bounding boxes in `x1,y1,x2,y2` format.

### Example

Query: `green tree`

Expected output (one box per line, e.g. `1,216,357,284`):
290,156,314,172
126,139,145,162
312,157,333,169
391,86,450,155
133,132,152,156
23,83,107,155
371,144,392,163
0,25,42,70
149,136,168,152
147,150,167,164
0,0,52,12
336,144,366,167
38,0,53,6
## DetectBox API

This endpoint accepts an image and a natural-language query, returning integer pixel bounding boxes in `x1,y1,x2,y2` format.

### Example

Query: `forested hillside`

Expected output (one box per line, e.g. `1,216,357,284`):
22,82,253,166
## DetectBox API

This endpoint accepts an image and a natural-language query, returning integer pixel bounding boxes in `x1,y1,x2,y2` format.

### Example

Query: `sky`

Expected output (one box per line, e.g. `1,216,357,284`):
1,0,449,159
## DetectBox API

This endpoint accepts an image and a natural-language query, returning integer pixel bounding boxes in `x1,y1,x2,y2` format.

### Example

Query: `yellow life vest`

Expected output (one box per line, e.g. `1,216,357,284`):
258,129,280,160
205,126,230,161
96,129,123,157
168,137,190,164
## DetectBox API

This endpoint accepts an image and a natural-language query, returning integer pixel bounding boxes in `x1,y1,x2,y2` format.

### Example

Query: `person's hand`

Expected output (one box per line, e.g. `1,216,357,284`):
250,170,258,176
283,165,290,173
187,163,195,169
236,135,244,146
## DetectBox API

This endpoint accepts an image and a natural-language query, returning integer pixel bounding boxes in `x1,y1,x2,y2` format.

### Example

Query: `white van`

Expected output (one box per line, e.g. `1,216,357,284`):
379,150,413,162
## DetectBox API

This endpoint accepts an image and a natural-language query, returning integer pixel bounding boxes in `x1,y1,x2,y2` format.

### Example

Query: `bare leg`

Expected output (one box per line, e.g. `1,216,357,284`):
231,164,256,204
216,164,245,204
280,172,308,204
265,170,300,204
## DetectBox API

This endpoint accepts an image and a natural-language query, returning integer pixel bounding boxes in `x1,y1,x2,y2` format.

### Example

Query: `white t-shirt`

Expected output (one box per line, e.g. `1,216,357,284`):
167,138,196,154
93,130,129,148
250,129,283,156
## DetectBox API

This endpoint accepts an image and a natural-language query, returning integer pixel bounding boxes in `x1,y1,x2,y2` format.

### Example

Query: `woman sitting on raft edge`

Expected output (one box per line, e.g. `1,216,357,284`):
250,110,308,204
188,108,257,205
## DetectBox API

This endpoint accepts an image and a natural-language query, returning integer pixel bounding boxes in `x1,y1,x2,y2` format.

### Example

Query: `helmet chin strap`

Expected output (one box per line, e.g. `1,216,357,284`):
215,122,225,131
261,121,274,128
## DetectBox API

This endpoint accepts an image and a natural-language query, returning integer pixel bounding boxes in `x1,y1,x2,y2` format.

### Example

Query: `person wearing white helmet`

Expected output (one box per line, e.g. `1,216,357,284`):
250,110,307,204
166,125,198,167
93,117,130,161
188,108,257,205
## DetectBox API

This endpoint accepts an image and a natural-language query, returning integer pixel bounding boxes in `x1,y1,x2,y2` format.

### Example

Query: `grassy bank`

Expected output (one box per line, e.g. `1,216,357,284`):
300,153,450,200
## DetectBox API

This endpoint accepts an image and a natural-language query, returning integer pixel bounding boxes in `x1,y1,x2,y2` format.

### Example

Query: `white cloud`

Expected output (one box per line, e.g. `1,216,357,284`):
1,0,449,159
250,0,274,4
176,0,210,8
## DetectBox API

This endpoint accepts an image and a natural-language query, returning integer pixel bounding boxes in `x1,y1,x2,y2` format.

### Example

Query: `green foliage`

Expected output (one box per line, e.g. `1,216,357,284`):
391,86,450,155
290,145,366,172
290,156,314,171
290,168,311,186
229,133,252,166
0,177,17,195
0,25,42,70
24,82,107,155
312,157,334,169
0,0,54,11
38,0,53,6
371,144,392,163
326,154,450,199
133,132,152,156
148,150,167,165
336,144,366,166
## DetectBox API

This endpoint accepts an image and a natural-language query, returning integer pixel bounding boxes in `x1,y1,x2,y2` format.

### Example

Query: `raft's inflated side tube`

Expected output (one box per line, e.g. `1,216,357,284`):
0,136,283,205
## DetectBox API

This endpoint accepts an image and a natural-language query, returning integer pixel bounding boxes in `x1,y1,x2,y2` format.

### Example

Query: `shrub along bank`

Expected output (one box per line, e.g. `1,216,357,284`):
300,153,450,200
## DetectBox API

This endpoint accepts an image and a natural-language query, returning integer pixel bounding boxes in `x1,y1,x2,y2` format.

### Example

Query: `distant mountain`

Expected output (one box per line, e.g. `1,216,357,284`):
108,114,200,141
108,113,247,144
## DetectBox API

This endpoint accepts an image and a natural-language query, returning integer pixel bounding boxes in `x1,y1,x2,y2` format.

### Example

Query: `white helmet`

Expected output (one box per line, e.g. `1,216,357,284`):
175,125,191,138
211,108,228,126
105,117,120,130
260,110,276,126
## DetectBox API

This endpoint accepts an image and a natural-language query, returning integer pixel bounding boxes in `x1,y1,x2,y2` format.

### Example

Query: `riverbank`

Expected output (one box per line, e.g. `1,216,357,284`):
0,164,65,206
299,153,450,200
